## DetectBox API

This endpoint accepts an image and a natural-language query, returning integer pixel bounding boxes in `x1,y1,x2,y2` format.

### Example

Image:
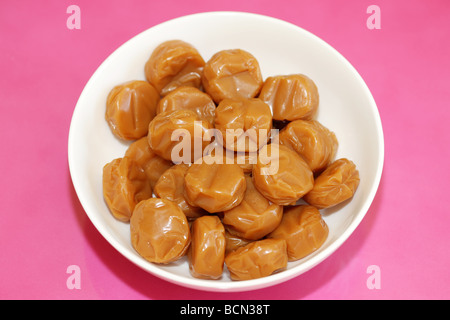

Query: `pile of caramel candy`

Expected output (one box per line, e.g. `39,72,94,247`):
102,40,360,280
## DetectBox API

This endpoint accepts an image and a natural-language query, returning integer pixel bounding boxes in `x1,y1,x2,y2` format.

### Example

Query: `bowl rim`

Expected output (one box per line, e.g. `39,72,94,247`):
68,10,384,292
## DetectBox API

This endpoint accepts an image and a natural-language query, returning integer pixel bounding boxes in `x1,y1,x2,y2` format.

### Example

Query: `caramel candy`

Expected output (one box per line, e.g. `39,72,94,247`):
214,98,272,152
223,176,283,240
224,239,288,280
268,205,328,261
303,158,360,209
124,137,173,189
202,49,263,104
130,198,190,264
184,156,246,213
145,40,205,96
259,74,319,121
189,215,226,279
105,80,159,140
153,163,205,220
252,144,314,205
147,109,212,163
224,230,252,254
157,86,216,126
102,157,152,222
279,119,338,173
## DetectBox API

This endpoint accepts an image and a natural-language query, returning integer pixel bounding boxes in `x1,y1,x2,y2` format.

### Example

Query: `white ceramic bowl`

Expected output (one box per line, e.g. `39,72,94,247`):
68,11,384,292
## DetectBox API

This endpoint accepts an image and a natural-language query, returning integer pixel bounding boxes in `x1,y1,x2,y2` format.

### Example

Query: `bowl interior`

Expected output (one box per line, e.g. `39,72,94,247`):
68,11,384,292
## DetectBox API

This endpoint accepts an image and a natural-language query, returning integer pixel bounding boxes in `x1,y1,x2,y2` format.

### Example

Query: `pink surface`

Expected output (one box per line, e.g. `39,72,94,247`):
1,0,449,300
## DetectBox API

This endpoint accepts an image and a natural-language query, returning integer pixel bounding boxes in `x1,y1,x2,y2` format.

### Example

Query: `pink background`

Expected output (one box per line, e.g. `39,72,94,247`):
1,0,449,300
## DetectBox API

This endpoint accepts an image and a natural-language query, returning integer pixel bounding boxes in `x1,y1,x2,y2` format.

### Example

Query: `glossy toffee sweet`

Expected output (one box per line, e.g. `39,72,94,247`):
279,119,338,173
214,98,272,152
105,80,159,140
224,238,288,280
222,175,283,240
130,198,190,264
102,157,152,222
268,205,329,261
303,158,360,209
189,215,226,279
157,86,216,126
202,49,263,104
184,156,247,213
259,74,319,121
147,109,212,163
145,40,205,96
252,144,314,205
